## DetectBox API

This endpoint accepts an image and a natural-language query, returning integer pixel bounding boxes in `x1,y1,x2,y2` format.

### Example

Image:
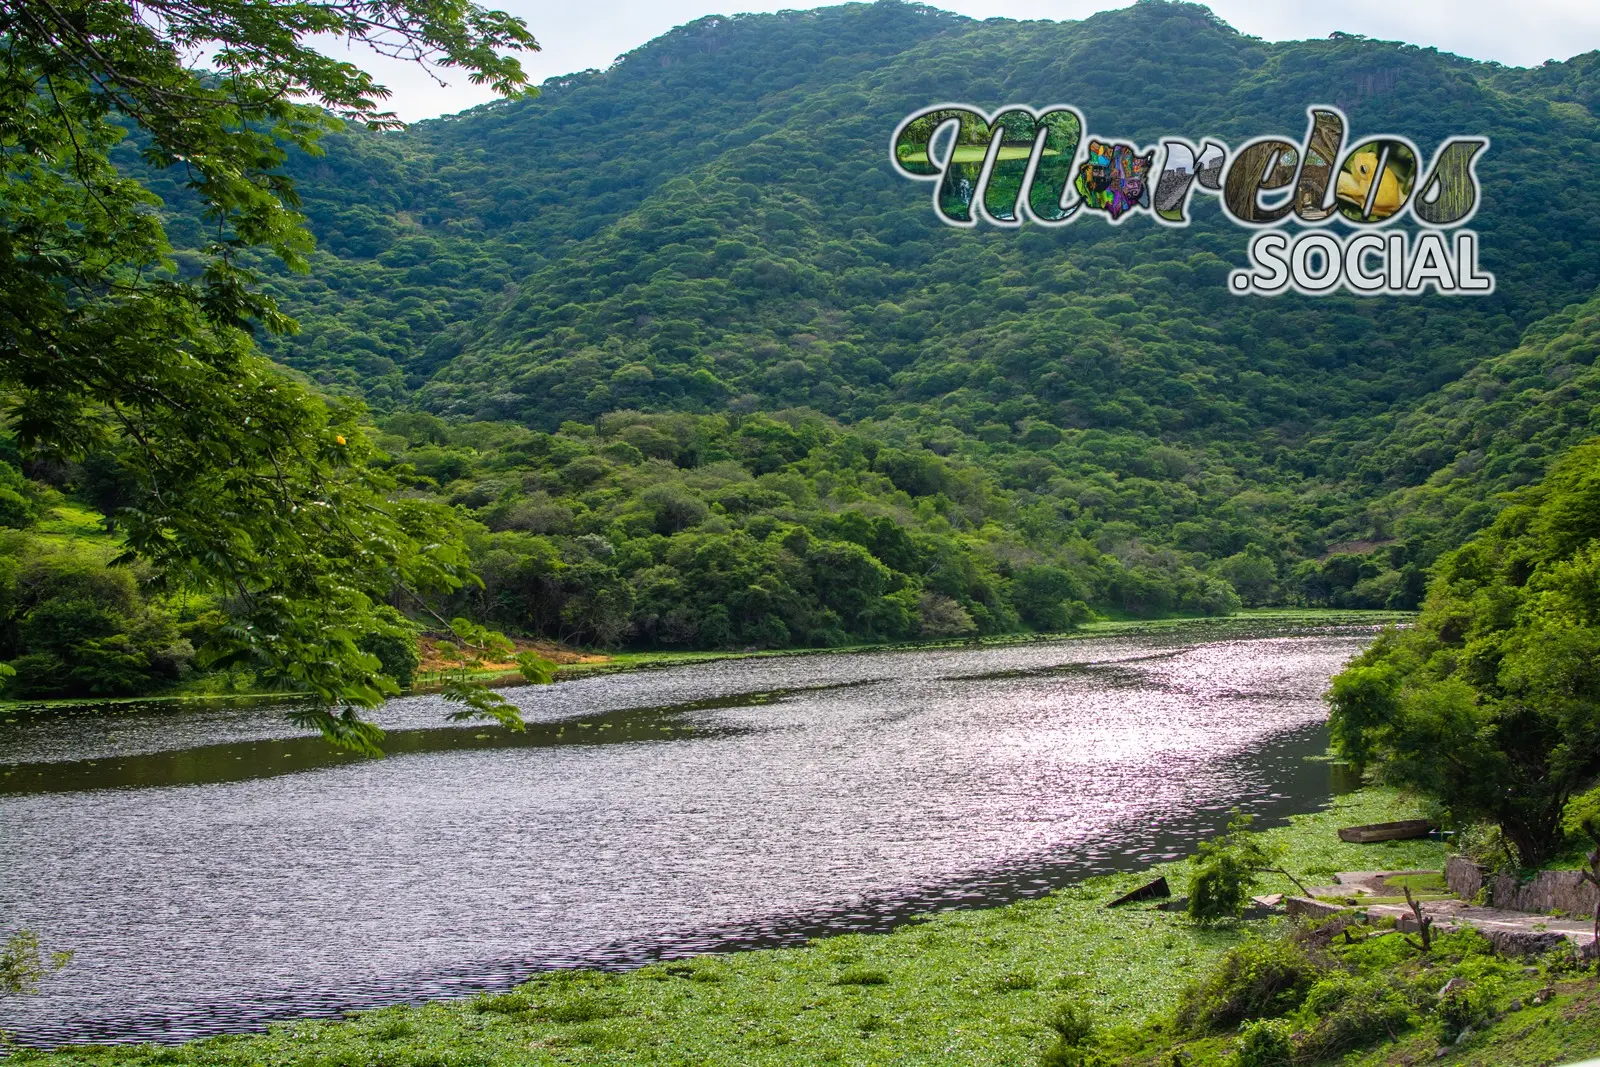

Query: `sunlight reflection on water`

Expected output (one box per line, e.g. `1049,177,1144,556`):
0,622,1375,1046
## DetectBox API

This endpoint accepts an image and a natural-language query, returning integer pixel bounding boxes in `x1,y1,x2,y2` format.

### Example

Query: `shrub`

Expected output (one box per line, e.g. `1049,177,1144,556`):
1232,1018,1293,1067
1039,1001,1096,1067
1175,938,1315,1034
1187,810,1283,924
1297,973,1415,1059
1436,982,1490,1043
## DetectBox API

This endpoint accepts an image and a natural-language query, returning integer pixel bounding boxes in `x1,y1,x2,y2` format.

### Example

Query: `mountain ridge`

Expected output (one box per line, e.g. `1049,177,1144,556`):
184,0,1600,611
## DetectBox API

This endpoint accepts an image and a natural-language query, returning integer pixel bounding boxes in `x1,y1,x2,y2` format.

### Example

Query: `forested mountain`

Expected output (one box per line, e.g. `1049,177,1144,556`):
254,0,1600,421
10,0,1600,692
129,0,1600,621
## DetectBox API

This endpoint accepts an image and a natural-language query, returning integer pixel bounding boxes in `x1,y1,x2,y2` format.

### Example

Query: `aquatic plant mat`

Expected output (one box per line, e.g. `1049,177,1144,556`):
20,788,1597,1065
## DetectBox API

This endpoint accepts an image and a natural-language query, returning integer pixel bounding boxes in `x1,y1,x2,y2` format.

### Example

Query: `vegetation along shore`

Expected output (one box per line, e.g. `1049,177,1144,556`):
5,0,1600,1063
10,789,1600,1067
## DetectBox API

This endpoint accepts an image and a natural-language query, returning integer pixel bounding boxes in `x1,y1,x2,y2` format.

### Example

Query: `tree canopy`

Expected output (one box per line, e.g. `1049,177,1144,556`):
1329,440,1600,865
1,0,539,745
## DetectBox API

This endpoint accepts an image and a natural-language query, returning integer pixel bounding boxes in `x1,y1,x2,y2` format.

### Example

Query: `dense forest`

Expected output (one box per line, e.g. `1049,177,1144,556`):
8,0,1600,698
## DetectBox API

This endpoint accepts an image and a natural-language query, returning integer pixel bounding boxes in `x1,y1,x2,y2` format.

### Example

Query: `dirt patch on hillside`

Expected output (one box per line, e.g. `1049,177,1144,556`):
1318,538,1397,561
417,635,609,675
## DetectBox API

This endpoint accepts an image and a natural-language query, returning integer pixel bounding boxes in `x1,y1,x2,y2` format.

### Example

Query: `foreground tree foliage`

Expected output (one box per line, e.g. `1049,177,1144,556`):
0,0,538,746
1330,440,1600,865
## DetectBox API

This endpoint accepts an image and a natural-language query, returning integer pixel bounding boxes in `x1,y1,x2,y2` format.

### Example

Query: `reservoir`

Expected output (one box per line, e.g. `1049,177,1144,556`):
0,619,1376,1046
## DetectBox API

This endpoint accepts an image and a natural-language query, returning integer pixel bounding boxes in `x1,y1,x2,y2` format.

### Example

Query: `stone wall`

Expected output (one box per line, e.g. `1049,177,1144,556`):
1446,855,1484,900
1447,855,1599,916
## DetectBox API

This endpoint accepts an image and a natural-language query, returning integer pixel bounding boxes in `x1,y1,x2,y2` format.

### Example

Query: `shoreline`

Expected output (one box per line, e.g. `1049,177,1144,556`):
0,608,1412,715
13,788,1448,1063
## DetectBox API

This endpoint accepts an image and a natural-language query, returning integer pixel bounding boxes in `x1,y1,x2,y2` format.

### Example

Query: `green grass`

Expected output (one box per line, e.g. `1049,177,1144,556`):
31,503,111,542
1385,871,1449,893
15,789,1480,1067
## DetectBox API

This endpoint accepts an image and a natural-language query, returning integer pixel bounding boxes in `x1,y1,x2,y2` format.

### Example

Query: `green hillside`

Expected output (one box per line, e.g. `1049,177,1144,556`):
11,0,1600,694
245,0,1600,563
253,1,1600,425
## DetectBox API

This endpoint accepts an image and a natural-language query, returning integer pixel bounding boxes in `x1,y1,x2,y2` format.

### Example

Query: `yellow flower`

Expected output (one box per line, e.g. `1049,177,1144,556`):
335,435,347,445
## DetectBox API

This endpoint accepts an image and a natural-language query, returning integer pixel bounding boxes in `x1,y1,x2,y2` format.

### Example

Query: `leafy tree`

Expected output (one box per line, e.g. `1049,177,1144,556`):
1216,546,1279,608
1010,565,1091,633
1187,811,1309,923
0,927,72,1002
1329,441,1600,864
1,0,539,746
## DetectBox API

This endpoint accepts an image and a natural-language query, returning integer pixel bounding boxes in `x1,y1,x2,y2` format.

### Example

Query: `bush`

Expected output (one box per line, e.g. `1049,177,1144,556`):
1436,982,1490,1044
1175,938,1315,1034
1297,973,1415,1059
1187,810,1282,924
1232,1018,1293,1067
1040,1001,1095,1067
1189,848,1258,923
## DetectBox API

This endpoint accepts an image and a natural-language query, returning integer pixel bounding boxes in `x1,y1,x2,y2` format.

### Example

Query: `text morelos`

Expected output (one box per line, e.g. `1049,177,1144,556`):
890,105,1491,297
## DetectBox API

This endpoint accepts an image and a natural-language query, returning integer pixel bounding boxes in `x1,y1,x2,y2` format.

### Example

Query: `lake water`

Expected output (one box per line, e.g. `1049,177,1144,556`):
0,620,1374,1046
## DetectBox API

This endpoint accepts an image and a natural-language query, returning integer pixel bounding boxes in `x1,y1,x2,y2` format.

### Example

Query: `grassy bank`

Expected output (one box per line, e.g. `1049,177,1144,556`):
25,787,1587,1067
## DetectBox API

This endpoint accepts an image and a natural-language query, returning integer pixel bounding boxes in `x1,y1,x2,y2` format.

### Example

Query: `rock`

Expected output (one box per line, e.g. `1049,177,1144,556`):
1434,1047,1451,1059
1285,896,1346,920
1106,876,1170,908
1533,987,1555,1005
1484,929,1570,958
1438,977,1469,998
1455,1028,1472,1045
1507,999,1523,1012
1251,893,1284,908
1446,855,1486,901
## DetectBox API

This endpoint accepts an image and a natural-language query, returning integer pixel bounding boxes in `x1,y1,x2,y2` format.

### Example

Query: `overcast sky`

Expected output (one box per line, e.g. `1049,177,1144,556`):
324,1,1600,122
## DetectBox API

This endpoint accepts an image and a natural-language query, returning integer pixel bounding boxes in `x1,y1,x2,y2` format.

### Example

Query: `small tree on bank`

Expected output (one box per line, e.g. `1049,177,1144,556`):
1188,811,1311,924
1328,441,1600,866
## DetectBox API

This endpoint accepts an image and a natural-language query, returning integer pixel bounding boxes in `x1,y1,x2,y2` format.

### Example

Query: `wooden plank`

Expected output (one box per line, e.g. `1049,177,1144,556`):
1106,876,1170,907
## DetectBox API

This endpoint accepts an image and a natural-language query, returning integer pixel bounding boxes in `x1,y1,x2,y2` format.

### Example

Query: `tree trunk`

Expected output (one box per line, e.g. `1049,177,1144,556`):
1501,820,1561,870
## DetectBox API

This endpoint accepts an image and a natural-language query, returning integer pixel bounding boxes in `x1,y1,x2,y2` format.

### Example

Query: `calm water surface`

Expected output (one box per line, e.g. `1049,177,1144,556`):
1,621,1372,1046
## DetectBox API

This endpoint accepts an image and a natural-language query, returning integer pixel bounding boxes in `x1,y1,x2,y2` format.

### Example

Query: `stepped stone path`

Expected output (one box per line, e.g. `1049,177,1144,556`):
1285,871,1598,958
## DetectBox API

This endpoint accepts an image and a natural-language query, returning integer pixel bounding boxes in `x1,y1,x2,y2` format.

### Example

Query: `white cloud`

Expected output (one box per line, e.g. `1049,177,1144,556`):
330,1,1600,122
